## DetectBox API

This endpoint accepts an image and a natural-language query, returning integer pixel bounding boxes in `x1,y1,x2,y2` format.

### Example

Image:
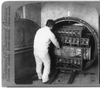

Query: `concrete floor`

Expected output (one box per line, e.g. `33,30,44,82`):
32,60,99,87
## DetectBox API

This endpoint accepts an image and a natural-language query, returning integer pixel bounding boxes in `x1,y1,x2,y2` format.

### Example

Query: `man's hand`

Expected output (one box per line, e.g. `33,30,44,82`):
54,47,61,56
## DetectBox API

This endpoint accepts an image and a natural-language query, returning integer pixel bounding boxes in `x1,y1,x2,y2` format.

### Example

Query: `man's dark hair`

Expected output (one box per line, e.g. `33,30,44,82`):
46,19,55,27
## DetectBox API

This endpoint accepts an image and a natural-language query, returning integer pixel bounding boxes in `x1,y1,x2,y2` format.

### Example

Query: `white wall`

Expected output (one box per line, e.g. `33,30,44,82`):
41,2,98,32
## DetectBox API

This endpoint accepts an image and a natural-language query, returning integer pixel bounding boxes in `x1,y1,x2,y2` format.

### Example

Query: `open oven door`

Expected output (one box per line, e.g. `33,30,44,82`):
14,19,40,84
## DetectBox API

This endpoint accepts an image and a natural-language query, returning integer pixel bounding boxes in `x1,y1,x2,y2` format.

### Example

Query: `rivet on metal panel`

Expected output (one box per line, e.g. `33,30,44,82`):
80,20,82,22
83,21,85,23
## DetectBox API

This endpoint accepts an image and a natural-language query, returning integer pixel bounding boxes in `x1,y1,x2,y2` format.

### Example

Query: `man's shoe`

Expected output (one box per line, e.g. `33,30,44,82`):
43,79,52,84
44,70,59,84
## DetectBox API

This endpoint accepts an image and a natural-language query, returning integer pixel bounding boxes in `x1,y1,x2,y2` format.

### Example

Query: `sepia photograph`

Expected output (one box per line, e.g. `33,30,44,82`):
2,1,100,87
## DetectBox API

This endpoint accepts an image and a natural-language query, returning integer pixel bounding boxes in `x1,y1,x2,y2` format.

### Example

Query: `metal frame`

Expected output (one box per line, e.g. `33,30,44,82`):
54,17,99,69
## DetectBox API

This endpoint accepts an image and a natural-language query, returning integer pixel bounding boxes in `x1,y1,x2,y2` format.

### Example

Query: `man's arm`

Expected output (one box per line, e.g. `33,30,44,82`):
49,32,60,48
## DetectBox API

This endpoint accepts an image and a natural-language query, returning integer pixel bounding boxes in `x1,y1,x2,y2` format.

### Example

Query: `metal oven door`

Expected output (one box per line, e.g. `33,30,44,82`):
53,17,98,71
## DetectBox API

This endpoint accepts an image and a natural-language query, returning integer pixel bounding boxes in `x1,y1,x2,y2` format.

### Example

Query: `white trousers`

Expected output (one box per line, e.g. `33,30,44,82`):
34,50,51,83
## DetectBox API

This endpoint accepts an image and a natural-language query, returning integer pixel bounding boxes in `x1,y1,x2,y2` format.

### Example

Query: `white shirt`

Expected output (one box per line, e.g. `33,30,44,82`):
34,26,60,51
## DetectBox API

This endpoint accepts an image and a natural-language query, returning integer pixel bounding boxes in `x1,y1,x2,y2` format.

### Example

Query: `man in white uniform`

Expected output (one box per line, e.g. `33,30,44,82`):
33,19,60,83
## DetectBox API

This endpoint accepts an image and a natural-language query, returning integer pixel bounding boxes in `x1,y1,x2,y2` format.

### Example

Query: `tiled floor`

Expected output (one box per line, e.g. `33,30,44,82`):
32,60,99,86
